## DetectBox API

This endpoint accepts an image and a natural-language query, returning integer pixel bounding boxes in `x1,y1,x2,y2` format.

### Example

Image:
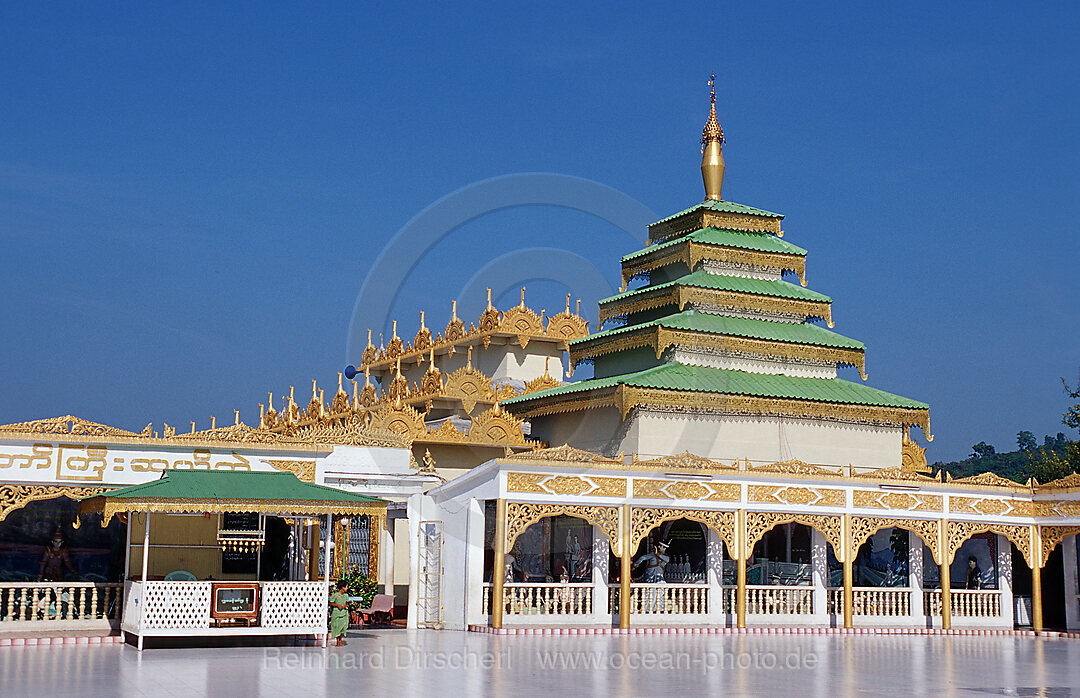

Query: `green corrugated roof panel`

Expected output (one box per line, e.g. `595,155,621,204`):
571,311,863,351
600,269,831,305
649,199,785,226
503,363,927,410
84,470,384,503
622,227,807,263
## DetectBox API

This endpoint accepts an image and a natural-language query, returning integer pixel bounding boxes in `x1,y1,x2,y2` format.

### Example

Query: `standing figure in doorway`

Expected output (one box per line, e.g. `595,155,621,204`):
37,525,76,581
633,540,670,612
966,556,982,590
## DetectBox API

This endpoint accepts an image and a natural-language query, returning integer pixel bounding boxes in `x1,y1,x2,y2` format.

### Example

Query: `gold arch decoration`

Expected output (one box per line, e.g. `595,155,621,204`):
744,512,844,562
635,450,737,472
506,472,626,498
0,415,145,439
946,521,1033,568
266,460,316,483
630,507,737,555
1039,525,1080,568
1,484,115,521
443,364,495,415
366,402,427,442
500,305,545,349
505,502,621,556
850,516,942,565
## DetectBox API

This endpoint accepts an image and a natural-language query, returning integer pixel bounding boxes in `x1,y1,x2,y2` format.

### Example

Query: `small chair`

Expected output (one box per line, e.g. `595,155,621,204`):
357,594,395,625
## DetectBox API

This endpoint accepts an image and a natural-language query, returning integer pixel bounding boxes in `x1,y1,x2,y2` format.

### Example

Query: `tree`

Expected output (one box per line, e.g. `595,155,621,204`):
1064,373,1080,431
1030,446,1073,485
1017,430,1037,451
971,442,996,459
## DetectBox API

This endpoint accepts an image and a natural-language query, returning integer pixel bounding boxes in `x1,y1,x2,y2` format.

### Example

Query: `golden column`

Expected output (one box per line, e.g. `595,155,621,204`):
619,503,632,630
842,513,853,629
491,499,507,629
1033,525,1043,633
941,519,951,630
736,509,747,629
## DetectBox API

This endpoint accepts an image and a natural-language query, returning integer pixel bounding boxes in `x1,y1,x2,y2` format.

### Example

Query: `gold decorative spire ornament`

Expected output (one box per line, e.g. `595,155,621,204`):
700,73,726,201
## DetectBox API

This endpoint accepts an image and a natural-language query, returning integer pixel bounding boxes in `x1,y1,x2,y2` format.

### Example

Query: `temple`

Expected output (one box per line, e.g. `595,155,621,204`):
3,81,1080,644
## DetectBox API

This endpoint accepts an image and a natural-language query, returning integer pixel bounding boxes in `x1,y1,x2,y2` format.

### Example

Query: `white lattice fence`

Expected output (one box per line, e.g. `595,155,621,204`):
142,582,211,630
261,582,327,629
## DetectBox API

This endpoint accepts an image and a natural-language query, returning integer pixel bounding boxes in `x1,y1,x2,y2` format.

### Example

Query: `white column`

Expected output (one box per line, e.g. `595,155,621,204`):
464,500,486,628
138,511,150,652
591,525,609,624
382,524,395,595
706,528,724,625
1062,535,1079,631
909,532,924,624
811,528,828,624
997,534,1015,627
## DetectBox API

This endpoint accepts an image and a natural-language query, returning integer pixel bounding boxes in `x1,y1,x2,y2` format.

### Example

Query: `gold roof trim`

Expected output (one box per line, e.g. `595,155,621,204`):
622,241,807,290
0,415,149,439
359,291,588,372
598,285,833,328
83,497,387,528
502,443,622,466
945,471,1026,489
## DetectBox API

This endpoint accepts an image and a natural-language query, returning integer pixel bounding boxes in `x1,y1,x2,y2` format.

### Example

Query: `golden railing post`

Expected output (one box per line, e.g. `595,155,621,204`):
1033,525,1043,633
619,503,631,630
492,499,507,629
736,509,746,629
843,513,853,629
941,518,951,630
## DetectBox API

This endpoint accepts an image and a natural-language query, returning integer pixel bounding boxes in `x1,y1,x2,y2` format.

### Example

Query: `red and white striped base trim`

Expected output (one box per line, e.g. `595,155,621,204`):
467,625,1076,639
0,635,124,647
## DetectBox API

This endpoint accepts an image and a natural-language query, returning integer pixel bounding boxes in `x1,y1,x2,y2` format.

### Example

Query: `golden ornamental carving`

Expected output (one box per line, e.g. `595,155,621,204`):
662,481,713,501
1039,525,1080,567
503,444,621,466
630,507,737,554
749,485,845,507
463,406,530,446
631,478,739,502
0,415,141,439
949,496,1016,517
946,521,1032,567
633,479,671,499
266,460,316,483
522,359,561,395
1037,472,1080,491
540,476,593,496
744,512,844,562
635,450,736,472
612,385,932,434
366,402,427,443
852,490,942,512
500,304,544,350
444,363,495,415
599,285,833,329
586,476,627,498
647,209,782,241
901,432,931,474
622,242,806,290
506,472,549,494
749,459,840,477
861,466,938,483
947,472,1023,489
850,516,942,565
1,485,114,521
545,309,589,345
505,502,621,555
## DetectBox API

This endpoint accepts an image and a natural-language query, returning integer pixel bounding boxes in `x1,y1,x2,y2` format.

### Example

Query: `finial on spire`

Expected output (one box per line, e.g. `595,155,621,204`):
520,287,525,308
700,72,726,201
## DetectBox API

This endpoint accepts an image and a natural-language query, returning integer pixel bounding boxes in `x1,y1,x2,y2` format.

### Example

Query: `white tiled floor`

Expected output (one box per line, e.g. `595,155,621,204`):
2,630,1080,697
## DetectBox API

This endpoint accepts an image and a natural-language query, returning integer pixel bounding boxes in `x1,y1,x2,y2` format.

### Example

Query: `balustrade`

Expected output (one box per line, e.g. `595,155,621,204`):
745,585,813,615
500,583,593,616
925,589,1001,618
0,582,122,624
625,584,708,615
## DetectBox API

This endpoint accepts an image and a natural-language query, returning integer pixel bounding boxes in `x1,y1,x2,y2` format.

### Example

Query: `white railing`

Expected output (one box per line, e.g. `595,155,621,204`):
482,583,492,616
0,582,122,624
827,587,911,616
261,582,328,629
925,589,1001,618
127,581,329,634
625,584,708,615
746,585,813,615
502,583,593,616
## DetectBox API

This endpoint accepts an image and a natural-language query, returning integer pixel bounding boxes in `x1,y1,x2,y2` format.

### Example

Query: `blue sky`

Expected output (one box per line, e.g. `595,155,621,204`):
1,2,1077,463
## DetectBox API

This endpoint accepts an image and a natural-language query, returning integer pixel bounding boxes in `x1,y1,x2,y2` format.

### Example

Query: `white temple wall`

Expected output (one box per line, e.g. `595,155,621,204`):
527,408,635,457
631,411,902,468
669,348,839,379
392,340,565,386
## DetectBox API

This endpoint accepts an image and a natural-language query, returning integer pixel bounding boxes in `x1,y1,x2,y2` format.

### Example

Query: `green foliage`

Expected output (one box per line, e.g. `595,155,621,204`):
934,435,1076,484
971,441,996,459
1017,430,1037,452
338,566,378,609
1064,374,1080,432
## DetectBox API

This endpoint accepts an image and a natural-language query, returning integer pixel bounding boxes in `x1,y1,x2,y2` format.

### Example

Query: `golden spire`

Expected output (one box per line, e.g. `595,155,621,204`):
466,345,473,370
419,310,426,331
700,73,726,201
520,287,526,308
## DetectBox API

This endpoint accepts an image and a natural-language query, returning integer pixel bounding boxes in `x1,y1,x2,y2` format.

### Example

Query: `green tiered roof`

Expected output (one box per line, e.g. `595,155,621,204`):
571,311,863,351
599,269,830,306
502,363,927,410
649,199,785,226
622,227,807,263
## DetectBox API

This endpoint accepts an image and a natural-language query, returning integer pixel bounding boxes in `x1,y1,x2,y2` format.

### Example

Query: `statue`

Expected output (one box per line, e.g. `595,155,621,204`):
632,539,670,612
38,525,76,581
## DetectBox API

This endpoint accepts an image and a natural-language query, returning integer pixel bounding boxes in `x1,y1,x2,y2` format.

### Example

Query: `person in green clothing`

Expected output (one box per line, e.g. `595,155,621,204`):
329,580,350,646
